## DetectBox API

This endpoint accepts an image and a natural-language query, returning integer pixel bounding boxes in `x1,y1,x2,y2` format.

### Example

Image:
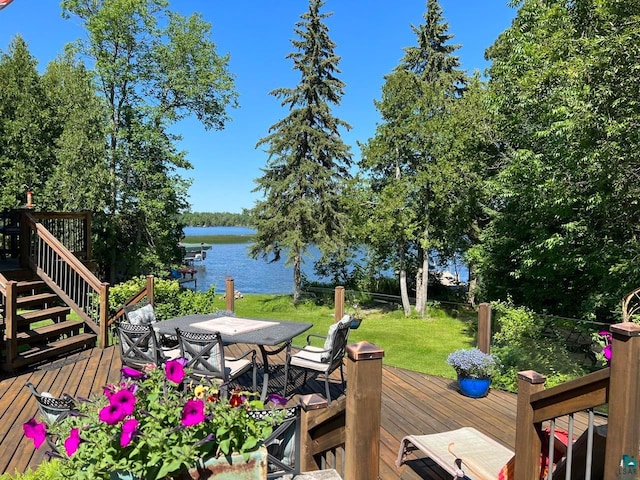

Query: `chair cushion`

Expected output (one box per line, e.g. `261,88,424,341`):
291,346,330,373
225,357,252,378
321,315,351,362
126,303,156,325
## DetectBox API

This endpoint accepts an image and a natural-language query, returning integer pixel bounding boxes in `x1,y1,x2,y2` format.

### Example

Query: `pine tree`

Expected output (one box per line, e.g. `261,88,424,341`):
252,0,352,302
360,0,467,316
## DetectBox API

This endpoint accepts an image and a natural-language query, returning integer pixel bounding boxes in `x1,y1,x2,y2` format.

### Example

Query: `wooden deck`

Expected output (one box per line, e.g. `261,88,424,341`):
0,345,603,479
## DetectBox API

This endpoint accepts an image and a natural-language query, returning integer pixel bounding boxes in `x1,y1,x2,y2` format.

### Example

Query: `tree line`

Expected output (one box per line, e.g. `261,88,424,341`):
2,0,638,321
179,211,252,227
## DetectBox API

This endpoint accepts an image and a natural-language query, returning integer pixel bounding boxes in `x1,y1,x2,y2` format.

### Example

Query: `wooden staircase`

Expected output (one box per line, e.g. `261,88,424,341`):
1,267,97,371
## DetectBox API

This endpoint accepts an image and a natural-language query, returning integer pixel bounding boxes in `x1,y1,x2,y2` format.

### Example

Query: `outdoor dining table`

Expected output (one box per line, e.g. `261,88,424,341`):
154,314,312,400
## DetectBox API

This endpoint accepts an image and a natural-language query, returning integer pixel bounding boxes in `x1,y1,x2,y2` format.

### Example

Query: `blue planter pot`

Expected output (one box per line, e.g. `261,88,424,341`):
457,376,491,398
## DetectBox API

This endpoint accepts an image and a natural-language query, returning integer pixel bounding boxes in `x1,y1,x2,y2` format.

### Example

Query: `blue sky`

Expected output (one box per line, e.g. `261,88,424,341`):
1,1,516,213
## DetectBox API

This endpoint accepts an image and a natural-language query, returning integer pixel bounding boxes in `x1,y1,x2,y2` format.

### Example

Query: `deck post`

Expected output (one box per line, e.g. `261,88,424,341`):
146,275,154,307
604,322,640,480
4,281,18,370
345,341,384,480
477,302,492,353
99,282,109,348
225,277,234,312
514,370,547,480
334,286,345,322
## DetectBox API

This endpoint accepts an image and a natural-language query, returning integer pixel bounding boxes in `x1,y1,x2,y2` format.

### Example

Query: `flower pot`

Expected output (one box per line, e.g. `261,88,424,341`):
349,317,362,329
457,376,491,398
185,447,268,480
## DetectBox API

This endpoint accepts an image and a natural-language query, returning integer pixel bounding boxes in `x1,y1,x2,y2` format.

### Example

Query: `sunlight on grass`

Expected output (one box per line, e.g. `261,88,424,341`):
223,294,477,380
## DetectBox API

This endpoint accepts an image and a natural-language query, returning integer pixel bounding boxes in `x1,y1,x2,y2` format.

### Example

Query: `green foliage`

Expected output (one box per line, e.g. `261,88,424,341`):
180,211,253,227
0,461,61,480
475,0,640,319
108,277,217,320
251,0,353,302
490,301,585,391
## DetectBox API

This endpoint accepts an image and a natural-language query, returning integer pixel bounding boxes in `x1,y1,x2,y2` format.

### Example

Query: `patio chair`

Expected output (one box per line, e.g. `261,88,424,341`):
25,382,75,424
250,405,301,479
283,315,352,404
396,425,603,480
116,321,174,369
175,328,257,397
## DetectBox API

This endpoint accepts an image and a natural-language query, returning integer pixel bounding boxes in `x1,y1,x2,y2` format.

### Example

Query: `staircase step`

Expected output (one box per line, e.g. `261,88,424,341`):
18,306,71,324
10,333,97,370
15,279,47,294
15,320,83,346
16,292,58,309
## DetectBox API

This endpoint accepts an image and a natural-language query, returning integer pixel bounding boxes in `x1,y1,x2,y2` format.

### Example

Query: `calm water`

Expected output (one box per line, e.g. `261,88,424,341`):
183,226,469,295
183,226,320,295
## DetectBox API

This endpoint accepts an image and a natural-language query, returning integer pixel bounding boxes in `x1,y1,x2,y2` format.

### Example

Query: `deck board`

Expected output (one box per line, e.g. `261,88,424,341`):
0,345,606,479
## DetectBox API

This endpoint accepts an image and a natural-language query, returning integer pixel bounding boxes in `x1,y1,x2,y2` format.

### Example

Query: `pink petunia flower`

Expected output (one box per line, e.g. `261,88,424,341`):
110,389,136,416
120,418,139,447
64,428,81,457
121,366,146,380
23,418,47,449
99,403,126,425
181,399,205,426
165,358,186,384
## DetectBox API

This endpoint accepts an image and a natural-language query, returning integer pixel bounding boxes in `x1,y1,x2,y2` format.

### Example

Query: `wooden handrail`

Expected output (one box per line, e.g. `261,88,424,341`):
530,368,610,423
24,213,101,291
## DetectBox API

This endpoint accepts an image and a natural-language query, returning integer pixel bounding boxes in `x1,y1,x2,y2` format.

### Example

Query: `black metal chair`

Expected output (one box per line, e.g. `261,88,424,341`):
175,328,257,397
116,321,165,369
283,317,351,405
250,406,301,479
25,382,75,424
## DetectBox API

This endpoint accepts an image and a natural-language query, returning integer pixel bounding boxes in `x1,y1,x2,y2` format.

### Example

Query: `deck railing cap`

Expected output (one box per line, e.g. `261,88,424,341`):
610,321,640,337
346,341,384,361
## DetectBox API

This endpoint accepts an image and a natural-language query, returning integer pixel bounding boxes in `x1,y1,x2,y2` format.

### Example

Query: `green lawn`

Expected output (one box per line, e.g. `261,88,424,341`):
227,294,477,380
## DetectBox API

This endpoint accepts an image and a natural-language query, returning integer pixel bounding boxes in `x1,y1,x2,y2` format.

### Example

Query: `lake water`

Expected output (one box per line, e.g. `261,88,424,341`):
183,226,321,295
183,226,469,295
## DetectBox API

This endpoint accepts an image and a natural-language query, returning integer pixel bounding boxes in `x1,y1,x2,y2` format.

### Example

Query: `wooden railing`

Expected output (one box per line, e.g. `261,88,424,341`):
296,341,384,479
29,211,92,261
21,211,110,346
106,275,155,331
514,322,640,480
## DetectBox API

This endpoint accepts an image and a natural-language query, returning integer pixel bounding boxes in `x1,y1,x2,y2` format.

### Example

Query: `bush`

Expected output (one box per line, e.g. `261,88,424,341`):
490,301,586,392
108,276,218,320
0,460,60,480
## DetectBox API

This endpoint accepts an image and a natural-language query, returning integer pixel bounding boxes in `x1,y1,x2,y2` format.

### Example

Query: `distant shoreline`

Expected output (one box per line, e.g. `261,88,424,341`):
182,234,255,245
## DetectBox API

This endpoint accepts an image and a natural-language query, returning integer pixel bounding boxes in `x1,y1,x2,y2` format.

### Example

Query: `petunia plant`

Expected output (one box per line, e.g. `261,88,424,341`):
23,359,288,480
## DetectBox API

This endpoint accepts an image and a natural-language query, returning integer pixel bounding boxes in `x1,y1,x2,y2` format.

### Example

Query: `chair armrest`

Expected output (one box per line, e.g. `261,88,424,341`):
229,347,257,363
306,333,327,345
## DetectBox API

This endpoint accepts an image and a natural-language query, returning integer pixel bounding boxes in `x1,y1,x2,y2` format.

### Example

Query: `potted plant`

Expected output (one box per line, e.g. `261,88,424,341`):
446,348,500,398
23,359,288,480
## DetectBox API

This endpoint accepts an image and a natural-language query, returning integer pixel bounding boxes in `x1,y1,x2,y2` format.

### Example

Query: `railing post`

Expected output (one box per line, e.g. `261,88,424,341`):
4,281,18,371
225,277,234,312
604,322,640,480
477,302,492,353
19,209,29,268
298,394,329,471
514,370,547,480
345,341,384,480
99,282,109,348
146,275,154,307
334,286,345,323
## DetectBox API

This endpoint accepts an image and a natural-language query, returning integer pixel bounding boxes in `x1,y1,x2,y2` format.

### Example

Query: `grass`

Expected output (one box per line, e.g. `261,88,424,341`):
184,234,254,245
223,293,478,380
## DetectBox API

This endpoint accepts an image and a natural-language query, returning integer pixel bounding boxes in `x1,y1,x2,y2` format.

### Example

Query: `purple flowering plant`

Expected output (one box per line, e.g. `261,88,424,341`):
446,348,501,379
591,330,612,367
23,359,288,480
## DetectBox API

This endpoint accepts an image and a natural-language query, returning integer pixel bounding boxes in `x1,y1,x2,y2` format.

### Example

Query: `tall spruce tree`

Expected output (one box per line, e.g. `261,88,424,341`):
360,0,466,316
252,0,352,302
